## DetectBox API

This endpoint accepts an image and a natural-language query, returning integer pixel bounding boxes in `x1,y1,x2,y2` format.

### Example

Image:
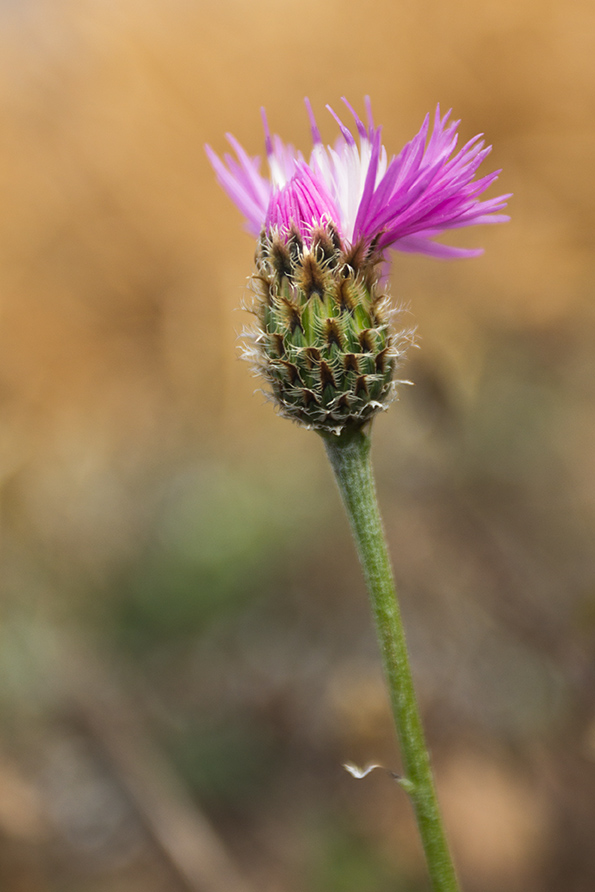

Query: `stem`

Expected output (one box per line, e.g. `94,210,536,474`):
322,426,460,892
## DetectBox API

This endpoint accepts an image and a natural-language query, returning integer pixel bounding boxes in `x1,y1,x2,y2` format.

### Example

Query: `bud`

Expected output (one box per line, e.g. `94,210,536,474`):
243,224,411,434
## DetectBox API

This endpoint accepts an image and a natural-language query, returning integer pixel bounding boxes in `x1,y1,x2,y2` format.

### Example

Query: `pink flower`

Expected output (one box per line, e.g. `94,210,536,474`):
206,98,510,261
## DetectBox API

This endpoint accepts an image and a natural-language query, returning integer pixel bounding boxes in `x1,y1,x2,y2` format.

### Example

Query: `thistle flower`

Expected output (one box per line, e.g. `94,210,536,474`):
206,98,509,434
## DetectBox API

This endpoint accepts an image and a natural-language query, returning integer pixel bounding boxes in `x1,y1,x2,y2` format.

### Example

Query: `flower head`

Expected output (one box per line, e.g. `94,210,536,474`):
206,99,509,435
206,97,510,261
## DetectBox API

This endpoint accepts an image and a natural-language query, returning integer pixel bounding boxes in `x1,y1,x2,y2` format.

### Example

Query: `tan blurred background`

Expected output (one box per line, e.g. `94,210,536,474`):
0,0,594,890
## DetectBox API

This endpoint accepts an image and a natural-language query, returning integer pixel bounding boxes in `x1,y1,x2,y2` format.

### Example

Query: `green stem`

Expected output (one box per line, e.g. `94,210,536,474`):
322,426,460,892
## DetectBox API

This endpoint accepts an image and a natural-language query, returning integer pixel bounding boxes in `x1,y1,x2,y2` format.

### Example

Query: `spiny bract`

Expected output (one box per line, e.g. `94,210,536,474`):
243,223,412,433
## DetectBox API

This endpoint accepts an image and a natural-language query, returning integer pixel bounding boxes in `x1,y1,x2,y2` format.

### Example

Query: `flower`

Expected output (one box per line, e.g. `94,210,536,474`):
206,97,510,261
206,99,509,435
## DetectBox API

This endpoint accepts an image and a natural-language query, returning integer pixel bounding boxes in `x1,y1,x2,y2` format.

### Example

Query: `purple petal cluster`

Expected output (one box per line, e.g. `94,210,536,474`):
206,98,509,260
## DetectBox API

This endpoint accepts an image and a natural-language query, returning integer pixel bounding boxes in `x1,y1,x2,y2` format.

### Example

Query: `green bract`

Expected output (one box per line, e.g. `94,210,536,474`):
244,224,411,434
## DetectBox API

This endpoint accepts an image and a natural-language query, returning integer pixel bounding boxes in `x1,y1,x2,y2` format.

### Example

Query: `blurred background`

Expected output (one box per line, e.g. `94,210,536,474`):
0,0,594,889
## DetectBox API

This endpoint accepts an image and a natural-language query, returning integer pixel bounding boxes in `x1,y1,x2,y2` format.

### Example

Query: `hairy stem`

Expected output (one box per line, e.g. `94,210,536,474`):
322,426,460,892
